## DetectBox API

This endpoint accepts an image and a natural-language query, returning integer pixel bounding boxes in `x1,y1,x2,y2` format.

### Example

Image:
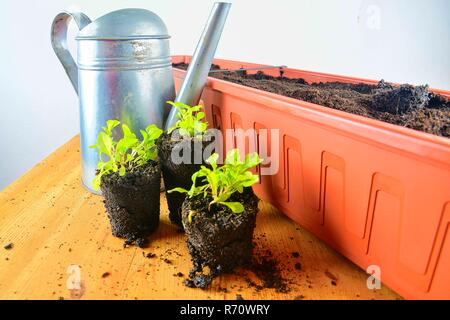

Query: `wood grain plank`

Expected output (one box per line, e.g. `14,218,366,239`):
0,135,401,300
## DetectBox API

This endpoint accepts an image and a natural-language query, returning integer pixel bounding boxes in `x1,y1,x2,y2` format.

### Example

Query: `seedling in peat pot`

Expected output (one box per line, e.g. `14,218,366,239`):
90,120,163,247
158,101,214,228
168,149,262,289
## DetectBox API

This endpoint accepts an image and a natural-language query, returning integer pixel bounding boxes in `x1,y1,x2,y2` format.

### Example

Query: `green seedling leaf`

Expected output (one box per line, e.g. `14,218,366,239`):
97,132,113,158
245,152,263,168
206,153,219,170
170,148,262,216
188,210,196,224
196,112,205,120
90,120,163,190
167,101,208,137
103,119,120,136
225,148,242,165
219,201,245,213
168,187,189,194
145,124,163,140
92,175,102,191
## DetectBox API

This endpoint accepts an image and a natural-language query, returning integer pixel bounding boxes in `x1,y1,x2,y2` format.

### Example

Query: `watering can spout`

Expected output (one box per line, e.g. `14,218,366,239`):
51,12,92,94
165,2,231,130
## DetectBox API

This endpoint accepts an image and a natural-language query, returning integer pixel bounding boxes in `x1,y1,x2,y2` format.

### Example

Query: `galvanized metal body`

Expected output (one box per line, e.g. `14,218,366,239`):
51,9,175,193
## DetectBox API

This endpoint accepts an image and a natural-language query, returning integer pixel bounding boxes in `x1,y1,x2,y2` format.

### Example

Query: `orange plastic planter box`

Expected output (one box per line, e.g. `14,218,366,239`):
172,55,450,299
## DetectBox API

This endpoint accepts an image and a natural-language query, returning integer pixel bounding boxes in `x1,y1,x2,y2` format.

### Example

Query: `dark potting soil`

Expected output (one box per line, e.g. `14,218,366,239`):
173,63,450,137
248,248,290,293
182,188,259,289
100,161,161,247
143,252,157,259
237,232,305,294
157,132,215,228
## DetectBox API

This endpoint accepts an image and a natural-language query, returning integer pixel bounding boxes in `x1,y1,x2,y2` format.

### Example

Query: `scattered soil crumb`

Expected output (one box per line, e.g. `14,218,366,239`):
184,274,213,289
4,243,13,250
294,295,305,300
331,280,337,286
123,240,132,248
135,238,148,248
236,294,244,300
101,272,111,278
325,270,338,281
163,258,172,264
250,248,290,293
291,252,300,258
122,238,148,248
144,252,156,258
58,296,64,300
294,263,302,270
174,272,184,277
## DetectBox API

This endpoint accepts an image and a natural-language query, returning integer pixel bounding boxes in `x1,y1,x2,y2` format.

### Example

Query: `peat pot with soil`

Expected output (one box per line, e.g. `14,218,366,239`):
169,149,262,289
91,120,163,247
158,101,215,228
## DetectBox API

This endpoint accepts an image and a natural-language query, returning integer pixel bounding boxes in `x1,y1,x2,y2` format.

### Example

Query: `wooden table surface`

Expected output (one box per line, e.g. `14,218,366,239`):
0,136,401,300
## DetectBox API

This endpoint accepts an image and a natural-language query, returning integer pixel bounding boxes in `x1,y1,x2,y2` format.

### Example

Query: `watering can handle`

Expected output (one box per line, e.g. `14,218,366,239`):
51,12,91,95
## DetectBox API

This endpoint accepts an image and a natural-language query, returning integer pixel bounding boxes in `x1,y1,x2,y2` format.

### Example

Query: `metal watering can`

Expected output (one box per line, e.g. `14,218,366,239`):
51,9,175,193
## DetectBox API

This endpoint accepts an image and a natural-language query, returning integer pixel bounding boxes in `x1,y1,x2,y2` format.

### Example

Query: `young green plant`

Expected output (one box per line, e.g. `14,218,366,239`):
167,101,208,137
168,149,262,216
89,120,163,190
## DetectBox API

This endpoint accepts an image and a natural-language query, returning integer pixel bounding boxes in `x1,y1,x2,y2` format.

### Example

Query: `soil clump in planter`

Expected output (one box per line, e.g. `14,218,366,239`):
158,132,215,228
173,63,450,137
182,188,259,289
101,161,161,247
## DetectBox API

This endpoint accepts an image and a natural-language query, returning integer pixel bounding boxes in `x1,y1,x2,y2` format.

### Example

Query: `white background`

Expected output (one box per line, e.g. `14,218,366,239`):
0,0,449,190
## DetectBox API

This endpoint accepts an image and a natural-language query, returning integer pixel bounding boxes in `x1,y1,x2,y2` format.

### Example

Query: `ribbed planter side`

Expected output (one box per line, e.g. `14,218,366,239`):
172,55,450,299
